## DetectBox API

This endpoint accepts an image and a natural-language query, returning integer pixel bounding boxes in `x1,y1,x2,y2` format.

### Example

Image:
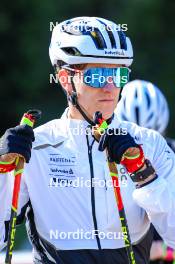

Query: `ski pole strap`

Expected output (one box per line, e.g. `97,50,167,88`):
121,146,145,173
96,119,108,133
0,160,16,173
20,113,35,126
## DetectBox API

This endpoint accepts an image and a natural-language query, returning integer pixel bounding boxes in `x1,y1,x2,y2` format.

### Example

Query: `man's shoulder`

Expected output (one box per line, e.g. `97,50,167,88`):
116,119,165,147
33,118,68,148
34,118,64,133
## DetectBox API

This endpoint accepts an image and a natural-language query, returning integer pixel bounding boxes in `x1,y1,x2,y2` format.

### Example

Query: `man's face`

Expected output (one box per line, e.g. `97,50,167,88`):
59,63,123,120
74,63,122,120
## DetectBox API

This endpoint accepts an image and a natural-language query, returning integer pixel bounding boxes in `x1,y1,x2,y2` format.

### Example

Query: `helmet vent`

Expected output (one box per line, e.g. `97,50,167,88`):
147,112,154,123
106,27,117,48
118,31,127,50
61,47,82,56
95,19,116,48
135,106,140,125
121,113,128,121
145,90,151,108
89,28,107,49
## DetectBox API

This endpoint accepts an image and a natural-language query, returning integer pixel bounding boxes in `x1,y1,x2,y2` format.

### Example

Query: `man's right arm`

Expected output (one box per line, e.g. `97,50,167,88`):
0,170,30,251
0,124,34,251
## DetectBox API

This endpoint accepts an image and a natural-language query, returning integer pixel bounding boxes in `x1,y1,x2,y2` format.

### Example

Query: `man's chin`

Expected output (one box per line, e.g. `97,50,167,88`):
103,113,114,120
89,107,115,122
94,104,116,120
98,110,114,120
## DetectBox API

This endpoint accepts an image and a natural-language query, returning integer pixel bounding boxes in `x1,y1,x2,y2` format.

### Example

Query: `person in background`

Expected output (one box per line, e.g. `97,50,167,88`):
115,79,175,264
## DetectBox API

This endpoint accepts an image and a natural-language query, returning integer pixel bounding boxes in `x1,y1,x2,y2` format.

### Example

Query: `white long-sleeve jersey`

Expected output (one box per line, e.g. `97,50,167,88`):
0,110,175,252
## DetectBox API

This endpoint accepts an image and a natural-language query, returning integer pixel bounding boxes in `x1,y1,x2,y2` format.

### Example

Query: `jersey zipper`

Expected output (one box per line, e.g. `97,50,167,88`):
86,134,101,250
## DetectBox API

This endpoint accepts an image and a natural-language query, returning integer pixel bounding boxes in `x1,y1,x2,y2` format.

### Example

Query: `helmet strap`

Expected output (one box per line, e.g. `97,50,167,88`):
68,70,114,126
118,87,123,101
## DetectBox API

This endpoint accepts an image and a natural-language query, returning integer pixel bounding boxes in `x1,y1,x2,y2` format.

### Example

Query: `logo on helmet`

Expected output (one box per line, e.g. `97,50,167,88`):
104,50,125,56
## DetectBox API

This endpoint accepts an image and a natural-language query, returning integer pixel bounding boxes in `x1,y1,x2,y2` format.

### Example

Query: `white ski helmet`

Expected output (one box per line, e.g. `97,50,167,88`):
115,80,170,134
49,16,133,67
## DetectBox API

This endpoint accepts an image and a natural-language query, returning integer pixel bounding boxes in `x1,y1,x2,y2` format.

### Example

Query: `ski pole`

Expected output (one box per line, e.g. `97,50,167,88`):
93,111,136,264
5,109,41,264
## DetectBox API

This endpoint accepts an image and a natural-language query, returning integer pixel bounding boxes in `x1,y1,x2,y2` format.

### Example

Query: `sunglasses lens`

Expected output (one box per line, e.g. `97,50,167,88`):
84,68,104,88
83,67,130,88
113,68,130,88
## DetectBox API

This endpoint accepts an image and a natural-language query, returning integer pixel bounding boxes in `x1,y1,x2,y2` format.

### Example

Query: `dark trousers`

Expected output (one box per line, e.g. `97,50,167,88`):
33,227,153,264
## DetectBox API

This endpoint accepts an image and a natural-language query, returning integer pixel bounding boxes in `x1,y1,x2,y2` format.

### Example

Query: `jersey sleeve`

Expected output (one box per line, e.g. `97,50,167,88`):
133,131,175,249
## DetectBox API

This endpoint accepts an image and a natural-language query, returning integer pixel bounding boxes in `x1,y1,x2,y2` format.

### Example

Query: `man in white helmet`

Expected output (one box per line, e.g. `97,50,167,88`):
0,17,175,264
115,80,175,263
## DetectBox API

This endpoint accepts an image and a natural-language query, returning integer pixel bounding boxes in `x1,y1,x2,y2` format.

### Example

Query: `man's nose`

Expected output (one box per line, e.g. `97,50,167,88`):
103,76,115,91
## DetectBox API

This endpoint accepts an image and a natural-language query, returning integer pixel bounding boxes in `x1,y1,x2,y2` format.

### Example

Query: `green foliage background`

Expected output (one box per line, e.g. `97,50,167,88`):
0,0,175,249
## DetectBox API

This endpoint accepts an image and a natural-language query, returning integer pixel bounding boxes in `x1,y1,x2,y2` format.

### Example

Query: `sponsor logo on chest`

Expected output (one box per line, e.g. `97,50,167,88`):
48,153,77,187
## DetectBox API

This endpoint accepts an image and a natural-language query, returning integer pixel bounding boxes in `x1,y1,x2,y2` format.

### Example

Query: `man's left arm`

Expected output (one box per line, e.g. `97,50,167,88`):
133,133,175,249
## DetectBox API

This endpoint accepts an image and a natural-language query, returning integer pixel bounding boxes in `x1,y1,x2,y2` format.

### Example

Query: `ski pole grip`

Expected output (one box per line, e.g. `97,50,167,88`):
20,109,42,127
16,109,42,165
93,111,140,159
92,111,108,141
